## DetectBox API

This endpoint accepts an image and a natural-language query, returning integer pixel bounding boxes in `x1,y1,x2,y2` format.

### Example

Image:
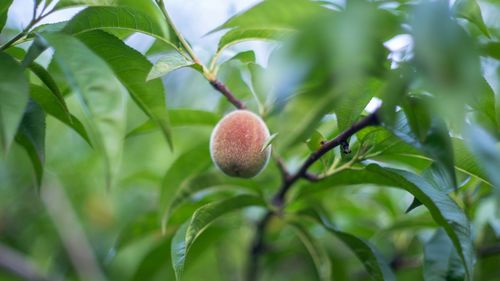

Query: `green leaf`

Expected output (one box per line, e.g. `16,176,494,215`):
160,143,212,232
14,100,45,186
171,194,265,281
261,132,278,152
38,32,127,188
210,0,326,33
384,110,457,191
28,63,70,117
163,171,261,229
298,212,395,281
147,52,194,81
76,30,173,149
466,126,500,189
424,228,465,281
289,221,332,281
306,130,325,152
54,0,115,10
217,28,291,53
0,52,29,155
63,6,178,50
29,85,90,144
127,109,219,138
298,164,474,280
452,0,490,38
0,0,13,32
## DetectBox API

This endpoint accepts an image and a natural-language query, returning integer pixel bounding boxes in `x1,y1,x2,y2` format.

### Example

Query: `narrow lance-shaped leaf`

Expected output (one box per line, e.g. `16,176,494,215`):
297,211,395,281
160,143,212,232
15,100,45,187
63,6,179,51
298,164,474,280
424,228,465,281
289,221,332,281
0,0,13,32
147,52,195,81
76,30,173,149
0,52,29,155
38,32,127,188
29,85,90,144
171,194,265,281
164,170,262,228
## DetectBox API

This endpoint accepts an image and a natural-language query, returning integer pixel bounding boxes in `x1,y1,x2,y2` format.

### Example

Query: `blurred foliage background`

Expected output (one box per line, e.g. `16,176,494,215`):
1,0,500,280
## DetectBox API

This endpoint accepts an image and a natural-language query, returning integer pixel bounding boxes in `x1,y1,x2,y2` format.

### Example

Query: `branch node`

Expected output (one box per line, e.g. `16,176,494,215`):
340,140,351,154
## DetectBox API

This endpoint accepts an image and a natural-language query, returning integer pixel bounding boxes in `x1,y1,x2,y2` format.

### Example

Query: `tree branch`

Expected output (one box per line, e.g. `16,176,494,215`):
245,110,380,281
209,79,247,110
272,111,379,208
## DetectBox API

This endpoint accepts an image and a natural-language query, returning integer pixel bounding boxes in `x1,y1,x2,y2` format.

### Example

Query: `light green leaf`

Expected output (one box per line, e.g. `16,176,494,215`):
452,0,490,37
0,52,29,155
29,84,90,144
163,171,261,229
306,130,325,152
63,6,178,50
0,0,13,32
55,0,115,10
39,32,127,188
171,194,265,281
76,30,173,149
160,143,212,232
289,221,332,281
261,132,278,152
217,28,291,52
298,164,474,280
147,52,195,81
210,0,326,33
15,100,45,187
424,228,465,281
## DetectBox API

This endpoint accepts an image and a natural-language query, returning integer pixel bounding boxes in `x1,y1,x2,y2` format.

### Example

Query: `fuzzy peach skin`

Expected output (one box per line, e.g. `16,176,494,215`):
210,110,271,178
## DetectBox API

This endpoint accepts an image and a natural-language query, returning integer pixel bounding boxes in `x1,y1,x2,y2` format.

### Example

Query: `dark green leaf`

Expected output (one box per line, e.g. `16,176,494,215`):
289,221,332,281
76,30,173,149
298,164,474,279
0,52,29,154
466,126,500,189
29,84,90,144
171,194,265,281
384,110,457,191
15,100,45,186
424,228,465,281
0,0,13,32
298,212,395,281
39,32,127,187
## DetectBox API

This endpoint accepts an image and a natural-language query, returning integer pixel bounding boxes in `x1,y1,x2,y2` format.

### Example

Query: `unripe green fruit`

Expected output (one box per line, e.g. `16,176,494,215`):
210,110,271,178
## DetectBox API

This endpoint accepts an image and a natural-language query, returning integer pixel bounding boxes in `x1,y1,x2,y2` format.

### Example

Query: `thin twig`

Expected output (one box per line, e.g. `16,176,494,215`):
209,79,247,110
